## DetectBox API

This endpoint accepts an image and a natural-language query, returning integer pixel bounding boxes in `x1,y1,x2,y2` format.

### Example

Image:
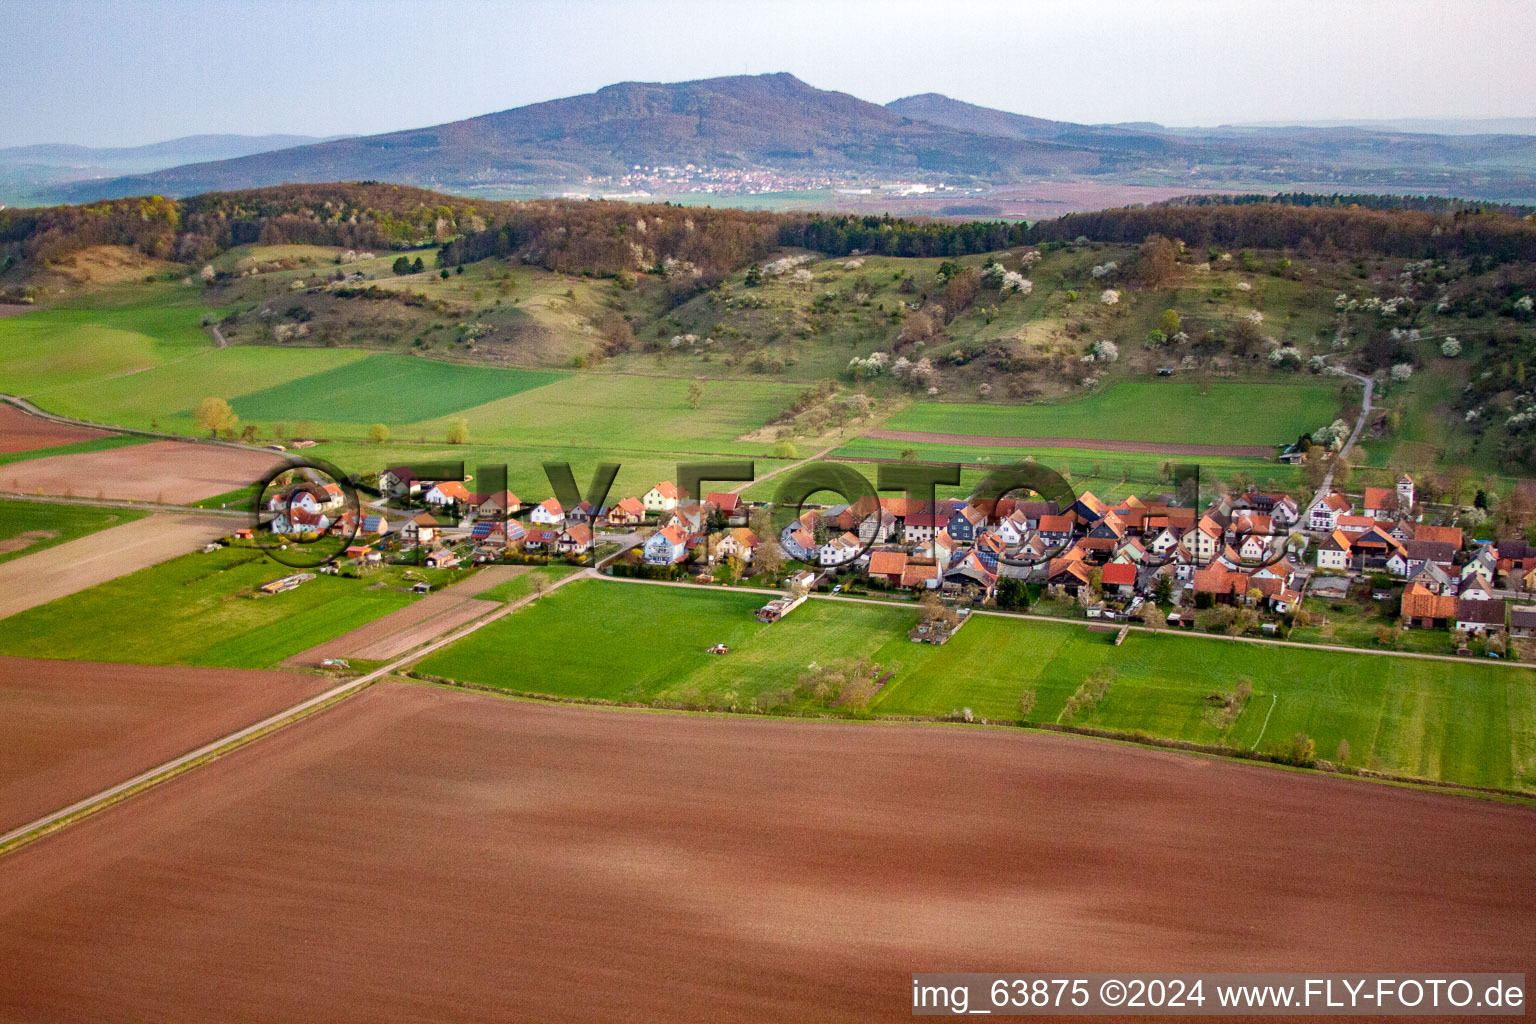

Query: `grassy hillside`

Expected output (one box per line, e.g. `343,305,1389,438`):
880,379,1339,446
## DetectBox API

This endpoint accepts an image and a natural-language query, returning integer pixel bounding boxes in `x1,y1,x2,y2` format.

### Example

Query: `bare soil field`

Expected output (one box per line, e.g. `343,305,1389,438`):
0,439,283,502
283,566,524,666
0,657,331,834
0,529,56,555
0,683,1530,1023
866,428,1274,458
0,402,111,454
0,514,232,620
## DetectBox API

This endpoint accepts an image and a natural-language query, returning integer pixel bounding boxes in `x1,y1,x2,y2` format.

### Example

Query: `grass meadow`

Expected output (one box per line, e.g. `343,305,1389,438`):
226,354,565,424
0,545,417,668
420,580,1536,792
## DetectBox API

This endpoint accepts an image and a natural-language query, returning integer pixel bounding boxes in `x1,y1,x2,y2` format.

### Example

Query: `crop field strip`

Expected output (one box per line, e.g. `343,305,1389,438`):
225,353,566,424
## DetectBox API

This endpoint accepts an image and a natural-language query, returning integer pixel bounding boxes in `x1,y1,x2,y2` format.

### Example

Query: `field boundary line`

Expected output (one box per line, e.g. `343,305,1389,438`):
1251,694,1279,750
0,567,589,857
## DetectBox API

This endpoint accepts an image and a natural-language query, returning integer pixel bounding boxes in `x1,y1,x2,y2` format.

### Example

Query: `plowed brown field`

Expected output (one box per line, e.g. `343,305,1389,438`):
0,439,283,502
0,683,1530,1023
0,403,110,454
0,657,333,833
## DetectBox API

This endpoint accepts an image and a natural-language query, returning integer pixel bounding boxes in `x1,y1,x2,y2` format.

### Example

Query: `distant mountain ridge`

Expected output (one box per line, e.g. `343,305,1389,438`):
0,134,336,168
35,74,1536,205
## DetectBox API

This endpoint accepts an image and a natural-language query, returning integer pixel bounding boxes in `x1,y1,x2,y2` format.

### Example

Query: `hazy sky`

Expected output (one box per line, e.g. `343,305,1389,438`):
7,0,1535,147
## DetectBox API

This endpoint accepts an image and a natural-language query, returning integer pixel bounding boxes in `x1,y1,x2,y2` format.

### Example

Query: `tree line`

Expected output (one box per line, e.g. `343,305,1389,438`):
1025,200,1536,263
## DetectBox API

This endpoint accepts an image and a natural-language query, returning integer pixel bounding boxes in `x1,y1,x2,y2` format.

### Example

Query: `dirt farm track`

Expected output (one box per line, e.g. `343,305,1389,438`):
0,683,1530,1023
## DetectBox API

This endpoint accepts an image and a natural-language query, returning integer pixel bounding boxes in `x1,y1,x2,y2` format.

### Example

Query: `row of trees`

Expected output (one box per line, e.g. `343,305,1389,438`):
1026,201,1536,263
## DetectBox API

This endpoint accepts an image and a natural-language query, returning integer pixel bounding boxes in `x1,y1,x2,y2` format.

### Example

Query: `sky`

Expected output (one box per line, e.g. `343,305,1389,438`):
6,0,1536,148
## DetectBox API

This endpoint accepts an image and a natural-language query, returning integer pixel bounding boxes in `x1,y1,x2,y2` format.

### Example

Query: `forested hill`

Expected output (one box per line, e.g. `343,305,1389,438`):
6,183,1536,290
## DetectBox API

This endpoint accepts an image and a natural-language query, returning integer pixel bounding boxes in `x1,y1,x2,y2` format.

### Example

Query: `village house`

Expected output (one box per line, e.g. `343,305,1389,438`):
530,498,565,527
817,531,863,568
1385,539,1458,580
643,523,693,565
1315,530,1351,571
423,481,473,508
1307,492,1352,532
1509,606,1536,639
945,550,997,595
1408,560,1455,594
477,491,521,520
521,527,561,552
378,466,421,499
1402,583,1457,628
705,492,743,524
606,496,647,527
1101,561,1137,597
900,560,942,590
270,507,331,535
867,548,908,586
1455,598,1506,636
902,512,943,545
642,481,684,513
400,513,439,545
1362,487,1400,521
557,524,594,556
945,502,989,543
709,527,759,564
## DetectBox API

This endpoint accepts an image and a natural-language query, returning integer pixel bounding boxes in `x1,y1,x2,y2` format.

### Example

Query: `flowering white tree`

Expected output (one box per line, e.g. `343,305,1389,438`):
1516,295,1534,314
1441,336,1462,357
980,261,1006,288
1099,289,1120,305
1092,340,1119,362
1091,261,1119,280
1244,310,1264,325
1236,281,1252,292
1001,271,1032,295
1390,362,1414,381
848,351,890,377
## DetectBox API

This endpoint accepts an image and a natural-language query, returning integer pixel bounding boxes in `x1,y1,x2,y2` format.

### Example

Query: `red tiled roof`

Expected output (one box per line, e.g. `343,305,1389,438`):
1101,562,1137,586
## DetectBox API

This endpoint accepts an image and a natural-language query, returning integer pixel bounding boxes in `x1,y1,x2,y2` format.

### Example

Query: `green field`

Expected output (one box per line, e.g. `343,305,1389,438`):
408,373,801,453
0,545,419,668
0,499,147,564
417,578,919,705
473,564,581,603
227,354,565,424
881,379,1342,447
419,581,1536,792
